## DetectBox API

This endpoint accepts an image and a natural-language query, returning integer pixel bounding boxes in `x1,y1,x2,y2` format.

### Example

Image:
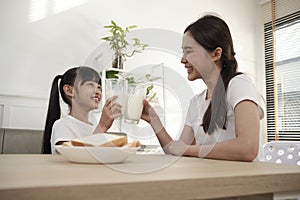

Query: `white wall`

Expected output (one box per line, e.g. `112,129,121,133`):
0,0,263,133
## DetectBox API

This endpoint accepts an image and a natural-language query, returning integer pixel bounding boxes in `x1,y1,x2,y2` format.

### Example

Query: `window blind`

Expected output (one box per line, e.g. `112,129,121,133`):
263,0,300,141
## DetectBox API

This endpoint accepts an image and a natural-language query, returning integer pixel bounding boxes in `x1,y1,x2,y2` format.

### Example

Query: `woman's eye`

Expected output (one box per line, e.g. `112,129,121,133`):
183,49,192,55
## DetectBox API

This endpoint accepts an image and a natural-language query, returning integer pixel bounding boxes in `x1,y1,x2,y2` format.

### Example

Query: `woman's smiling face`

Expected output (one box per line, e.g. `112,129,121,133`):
181,32,217,81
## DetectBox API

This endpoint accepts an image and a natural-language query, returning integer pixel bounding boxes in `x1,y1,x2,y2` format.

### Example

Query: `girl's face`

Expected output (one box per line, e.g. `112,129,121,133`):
181,32,217,81
73,80,102,111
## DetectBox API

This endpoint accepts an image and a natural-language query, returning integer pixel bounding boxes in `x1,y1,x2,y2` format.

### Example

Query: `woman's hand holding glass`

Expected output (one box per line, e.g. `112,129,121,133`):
141,99,165,136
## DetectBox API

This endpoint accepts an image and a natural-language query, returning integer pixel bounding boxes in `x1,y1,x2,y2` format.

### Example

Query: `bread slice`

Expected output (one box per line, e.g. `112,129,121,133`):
100,137,128,147
62,133,140,148
121,140,141,148
71,140,94,147
70,133,127,147
62,141,72,146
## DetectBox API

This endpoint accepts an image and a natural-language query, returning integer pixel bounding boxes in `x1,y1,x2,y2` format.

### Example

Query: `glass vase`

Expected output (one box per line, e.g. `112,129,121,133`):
112,53,125,69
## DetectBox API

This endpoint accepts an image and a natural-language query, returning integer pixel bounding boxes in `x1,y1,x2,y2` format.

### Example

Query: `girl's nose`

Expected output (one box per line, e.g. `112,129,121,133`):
95,86,101,94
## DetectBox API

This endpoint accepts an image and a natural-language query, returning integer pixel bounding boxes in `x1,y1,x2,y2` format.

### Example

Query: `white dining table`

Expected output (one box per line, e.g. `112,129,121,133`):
0,154,300,200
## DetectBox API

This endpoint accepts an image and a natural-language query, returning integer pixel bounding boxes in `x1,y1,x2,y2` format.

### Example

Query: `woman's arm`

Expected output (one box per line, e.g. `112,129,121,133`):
141,99,195,154
141,99,172,152
184,100,260,161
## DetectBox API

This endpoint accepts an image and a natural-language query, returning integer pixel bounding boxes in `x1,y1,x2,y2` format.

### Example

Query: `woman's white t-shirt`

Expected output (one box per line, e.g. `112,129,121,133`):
185,74,264,146
50,115,97,154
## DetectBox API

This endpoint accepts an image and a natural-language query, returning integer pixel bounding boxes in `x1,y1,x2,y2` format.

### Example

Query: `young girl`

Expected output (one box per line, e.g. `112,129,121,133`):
141,14,264,161
42,66,122,154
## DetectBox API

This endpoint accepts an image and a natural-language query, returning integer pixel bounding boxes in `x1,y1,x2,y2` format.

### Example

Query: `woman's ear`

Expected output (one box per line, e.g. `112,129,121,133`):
210,47,222,62
63,85,74,98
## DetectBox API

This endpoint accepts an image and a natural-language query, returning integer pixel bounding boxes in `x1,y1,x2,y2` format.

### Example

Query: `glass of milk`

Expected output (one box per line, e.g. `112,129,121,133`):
124,82,146,124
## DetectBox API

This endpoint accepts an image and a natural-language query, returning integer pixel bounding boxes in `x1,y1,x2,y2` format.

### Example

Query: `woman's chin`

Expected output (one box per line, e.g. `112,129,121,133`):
187,75,195,81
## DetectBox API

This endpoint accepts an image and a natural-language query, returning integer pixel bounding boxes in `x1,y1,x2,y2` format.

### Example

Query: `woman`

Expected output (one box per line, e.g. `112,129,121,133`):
142,14,264,161
42,66,122,154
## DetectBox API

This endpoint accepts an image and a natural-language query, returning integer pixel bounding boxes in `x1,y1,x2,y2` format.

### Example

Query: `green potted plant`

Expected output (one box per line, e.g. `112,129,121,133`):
101,20,156,101
101,20,148,71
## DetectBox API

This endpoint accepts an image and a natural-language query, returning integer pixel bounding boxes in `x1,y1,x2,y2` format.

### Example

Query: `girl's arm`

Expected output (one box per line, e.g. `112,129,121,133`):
183,100,260,161
94,96,122,133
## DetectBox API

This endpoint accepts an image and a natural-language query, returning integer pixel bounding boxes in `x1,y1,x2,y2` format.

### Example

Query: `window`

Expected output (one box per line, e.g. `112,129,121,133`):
29,0,87,22
264,11,300,141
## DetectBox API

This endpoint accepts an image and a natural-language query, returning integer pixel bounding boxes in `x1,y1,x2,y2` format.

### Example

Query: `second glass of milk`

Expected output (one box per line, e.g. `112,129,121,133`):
124,82,146,124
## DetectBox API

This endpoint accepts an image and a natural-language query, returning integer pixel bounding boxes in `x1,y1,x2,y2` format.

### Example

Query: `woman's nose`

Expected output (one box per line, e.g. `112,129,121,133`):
181,56,187,64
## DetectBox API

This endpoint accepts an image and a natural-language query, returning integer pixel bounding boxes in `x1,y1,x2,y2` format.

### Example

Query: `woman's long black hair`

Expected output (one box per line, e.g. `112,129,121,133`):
184,14,241,134
42,66,101,154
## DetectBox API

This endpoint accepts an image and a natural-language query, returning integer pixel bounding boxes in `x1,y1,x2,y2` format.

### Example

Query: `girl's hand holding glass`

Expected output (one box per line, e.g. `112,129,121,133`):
99,96,122,132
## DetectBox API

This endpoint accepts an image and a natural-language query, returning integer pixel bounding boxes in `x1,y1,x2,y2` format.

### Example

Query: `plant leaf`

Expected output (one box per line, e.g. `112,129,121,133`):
127,25,137,29
111,20,117,26
146,85,153,95
147,92,157,102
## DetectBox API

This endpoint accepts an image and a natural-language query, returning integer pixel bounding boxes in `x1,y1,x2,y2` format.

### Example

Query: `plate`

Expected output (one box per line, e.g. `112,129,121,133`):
55,145,139,164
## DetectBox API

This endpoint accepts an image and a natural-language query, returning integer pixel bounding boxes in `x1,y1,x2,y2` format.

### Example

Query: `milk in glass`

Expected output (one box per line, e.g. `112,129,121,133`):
124,83,145,124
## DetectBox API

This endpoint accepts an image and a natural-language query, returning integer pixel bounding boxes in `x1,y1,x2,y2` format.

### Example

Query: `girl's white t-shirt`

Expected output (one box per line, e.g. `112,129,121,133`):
50,115,97,154
185,74,264,145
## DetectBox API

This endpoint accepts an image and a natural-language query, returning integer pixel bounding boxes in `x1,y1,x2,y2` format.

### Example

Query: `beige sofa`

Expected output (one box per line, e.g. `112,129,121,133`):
0,128,43,154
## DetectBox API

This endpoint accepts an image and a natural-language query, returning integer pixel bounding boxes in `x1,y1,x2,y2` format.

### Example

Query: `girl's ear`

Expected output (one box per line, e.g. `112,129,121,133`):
210,47,222,62
63,85,74,98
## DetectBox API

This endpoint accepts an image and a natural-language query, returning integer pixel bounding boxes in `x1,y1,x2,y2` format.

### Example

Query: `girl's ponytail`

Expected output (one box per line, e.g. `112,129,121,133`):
42,75,62,154
42,66,100,153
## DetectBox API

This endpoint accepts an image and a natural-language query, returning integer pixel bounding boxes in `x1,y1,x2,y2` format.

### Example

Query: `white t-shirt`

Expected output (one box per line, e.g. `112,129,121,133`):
185,74,264,145
50,115,97,154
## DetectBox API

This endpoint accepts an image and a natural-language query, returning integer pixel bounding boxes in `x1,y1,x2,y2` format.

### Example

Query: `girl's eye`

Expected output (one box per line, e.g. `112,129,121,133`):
86,82,101,90
85,82,95,88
